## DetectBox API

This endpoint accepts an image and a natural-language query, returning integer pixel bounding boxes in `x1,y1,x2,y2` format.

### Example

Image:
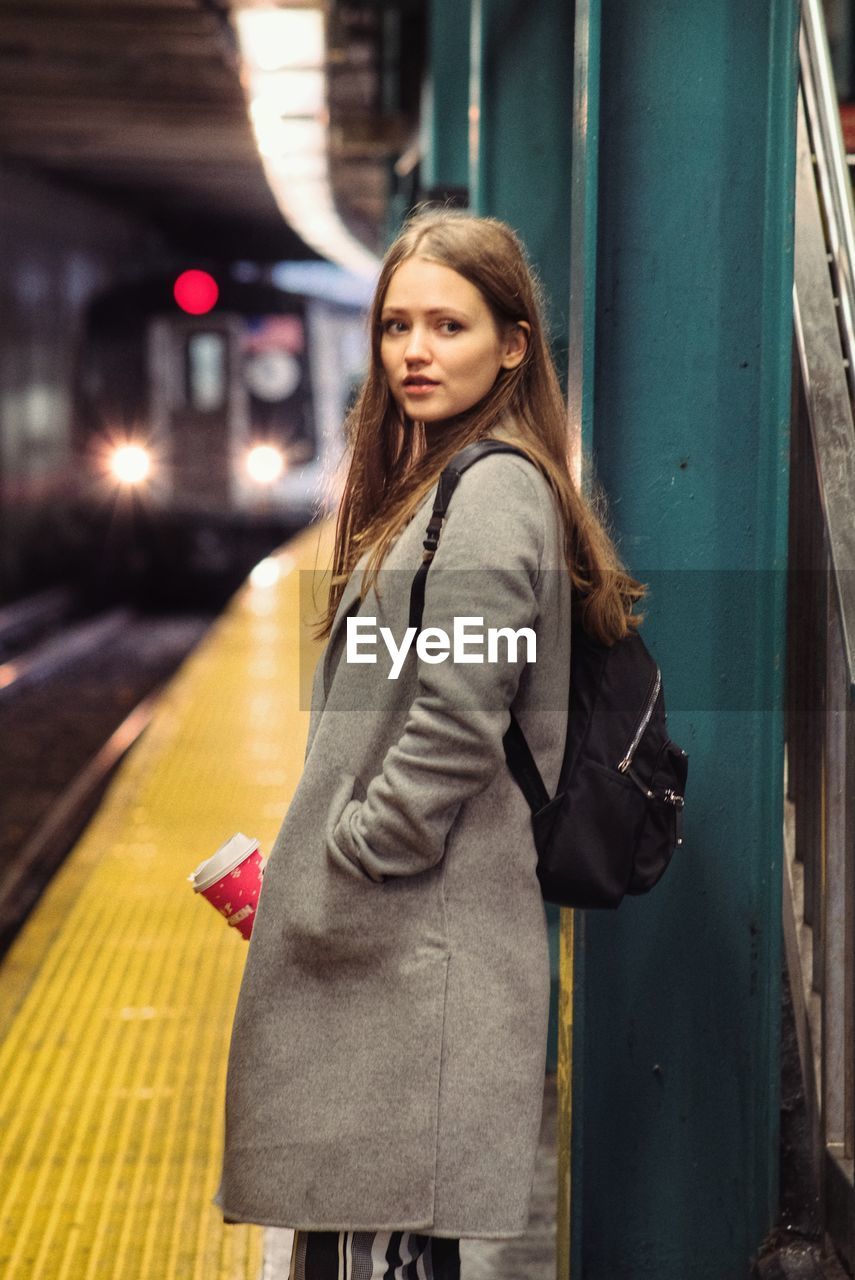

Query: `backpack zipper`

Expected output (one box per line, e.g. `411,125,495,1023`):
664,788,685,845
616,667,686,849
617,666,661,774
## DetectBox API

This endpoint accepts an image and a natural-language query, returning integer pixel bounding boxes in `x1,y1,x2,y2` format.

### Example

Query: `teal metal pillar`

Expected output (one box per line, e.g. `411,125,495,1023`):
575,3,799,1278
420,2,470,198
466,0,575,1074
468,0,575,364
565,7,601,1272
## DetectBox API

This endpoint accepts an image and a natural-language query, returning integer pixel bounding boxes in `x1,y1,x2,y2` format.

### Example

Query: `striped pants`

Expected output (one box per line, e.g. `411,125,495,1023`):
287,1230,461,1279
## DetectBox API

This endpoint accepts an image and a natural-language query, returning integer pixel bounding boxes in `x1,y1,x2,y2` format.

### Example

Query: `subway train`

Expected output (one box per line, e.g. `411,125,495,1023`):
67,263,369,602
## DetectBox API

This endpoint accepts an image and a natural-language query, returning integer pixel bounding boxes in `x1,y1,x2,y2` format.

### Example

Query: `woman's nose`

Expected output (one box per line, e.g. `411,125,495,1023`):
404,326,430,363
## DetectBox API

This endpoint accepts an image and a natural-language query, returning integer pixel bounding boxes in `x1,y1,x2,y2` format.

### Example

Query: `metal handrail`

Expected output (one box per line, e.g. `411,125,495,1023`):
801,0,855,391
786,6,855,1268
795,5,855,698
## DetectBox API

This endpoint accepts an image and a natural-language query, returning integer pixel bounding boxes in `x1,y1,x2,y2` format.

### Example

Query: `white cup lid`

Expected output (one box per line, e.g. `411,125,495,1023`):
189,832,259,892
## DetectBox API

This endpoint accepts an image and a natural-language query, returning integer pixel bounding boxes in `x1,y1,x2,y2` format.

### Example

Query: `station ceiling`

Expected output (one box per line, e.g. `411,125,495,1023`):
0,0,424,262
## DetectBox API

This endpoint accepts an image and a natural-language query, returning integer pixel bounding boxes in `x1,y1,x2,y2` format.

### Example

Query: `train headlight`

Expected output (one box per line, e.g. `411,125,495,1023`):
109,443,152,486
246,444,285,486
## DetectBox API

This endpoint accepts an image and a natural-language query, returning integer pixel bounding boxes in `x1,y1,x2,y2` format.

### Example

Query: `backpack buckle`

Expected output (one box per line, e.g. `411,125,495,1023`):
422,513,443,556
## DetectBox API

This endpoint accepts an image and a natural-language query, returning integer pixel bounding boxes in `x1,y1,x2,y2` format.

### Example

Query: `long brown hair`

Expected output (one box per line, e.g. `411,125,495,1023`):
317,207,644,643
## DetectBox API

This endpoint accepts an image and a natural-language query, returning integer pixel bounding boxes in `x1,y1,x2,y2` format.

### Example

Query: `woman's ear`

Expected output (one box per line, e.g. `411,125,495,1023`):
501,320,531,370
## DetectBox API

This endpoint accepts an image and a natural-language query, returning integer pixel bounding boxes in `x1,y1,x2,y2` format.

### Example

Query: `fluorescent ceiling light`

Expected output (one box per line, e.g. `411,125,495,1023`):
251,114,326,157
282,195,337,230
234,8,324,71
267,152,327,181
250,69,326,118
233,5,380,280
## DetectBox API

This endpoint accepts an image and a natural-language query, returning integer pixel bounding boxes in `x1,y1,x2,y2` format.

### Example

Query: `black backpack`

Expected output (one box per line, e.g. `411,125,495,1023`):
408,440,688,909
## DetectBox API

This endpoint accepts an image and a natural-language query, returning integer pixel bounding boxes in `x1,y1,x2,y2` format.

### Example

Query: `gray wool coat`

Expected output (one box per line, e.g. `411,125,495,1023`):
217,447,572,1239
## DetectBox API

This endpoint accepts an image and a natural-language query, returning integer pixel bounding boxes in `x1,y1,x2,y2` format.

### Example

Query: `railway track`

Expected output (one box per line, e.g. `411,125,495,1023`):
0,587,76,659
0,691,157,954
0,608,131,699
0,608,212,957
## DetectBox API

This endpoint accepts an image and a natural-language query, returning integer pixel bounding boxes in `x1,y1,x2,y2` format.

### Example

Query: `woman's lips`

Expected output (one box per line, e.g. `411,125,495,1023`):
403,378,439,394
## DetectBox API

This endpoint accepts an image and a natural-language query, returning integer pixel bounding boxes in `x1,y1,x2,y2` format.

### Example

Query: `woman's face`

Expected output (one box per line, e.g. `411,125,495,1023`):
379,257,527,424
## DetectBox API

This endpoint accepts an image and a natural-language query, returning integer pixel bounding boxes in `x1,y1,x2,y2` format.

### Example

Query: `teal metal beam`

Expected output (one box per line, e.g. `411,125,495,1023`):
420,1,470,196
565,7,602,1271
577,2,799,1276
468,0,574,366
567,0,601,459
466,0,575,1078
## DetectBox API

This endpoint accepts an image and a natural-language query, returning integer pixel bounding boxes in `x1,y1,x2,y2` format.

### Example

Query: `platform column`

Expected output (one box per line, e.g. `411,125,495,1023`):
420,1,470,201
464,0,575,1081
564,7,602,1275
467,0,574,362
577,2,799,1277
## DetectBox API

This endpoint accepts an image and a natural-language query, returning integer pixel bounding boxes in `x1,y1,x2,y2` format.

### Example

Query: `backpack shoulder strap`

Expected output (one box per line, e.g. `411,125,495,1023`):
407,439,530,631
407,439,552,814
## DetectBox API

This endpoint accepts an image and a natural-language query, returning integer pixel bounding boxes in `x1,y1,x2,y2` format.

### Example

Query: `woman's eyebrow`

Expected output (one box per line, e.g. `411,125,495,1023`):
381,305,470,318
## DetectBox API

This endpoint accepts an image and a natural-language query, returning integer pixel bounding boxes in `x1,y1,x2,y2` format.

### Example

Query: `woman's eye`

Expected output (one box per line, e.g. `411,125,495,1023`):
439,320,462,335
382,319,407,334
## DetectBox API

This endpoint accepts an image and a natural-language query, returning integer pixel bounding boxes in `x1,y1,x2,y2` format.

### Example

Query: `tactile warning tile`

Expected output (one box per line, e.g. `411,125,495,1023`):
0,523,334,1279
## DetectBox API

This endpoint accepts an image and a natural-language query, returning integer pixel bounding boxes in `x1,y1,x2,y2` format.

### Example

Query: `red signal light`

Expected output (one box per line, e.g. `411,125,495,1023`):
173,269,219,315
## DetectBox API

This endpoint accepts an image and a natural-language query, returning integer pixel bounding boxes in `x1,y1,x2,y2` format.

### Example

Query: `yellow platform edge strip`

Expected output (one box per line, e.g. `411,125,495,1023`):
0,522,333,1280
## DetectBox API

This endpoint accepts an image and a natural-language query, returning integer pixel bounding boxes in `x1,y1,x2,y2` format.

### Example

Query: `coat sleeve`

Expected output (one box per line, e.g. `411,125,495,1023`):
327,455,549,881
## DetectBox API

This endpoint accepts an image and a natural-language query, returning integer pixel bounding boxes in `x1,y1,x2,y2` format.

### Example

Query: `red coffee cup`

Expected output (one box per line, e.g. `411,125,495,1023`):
188,833,264,940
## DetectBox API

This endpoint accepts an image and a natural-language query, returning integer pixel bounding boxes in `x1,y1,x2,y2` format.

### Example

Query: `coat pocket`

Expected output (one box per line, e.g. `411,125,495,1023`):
283,770,394,969
325,771,374,881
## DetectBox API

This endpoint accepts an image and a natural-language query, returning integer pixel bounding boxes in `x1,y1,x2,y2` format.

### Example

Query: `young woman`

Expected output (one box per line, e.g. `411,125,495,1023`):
217,208,642,1280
